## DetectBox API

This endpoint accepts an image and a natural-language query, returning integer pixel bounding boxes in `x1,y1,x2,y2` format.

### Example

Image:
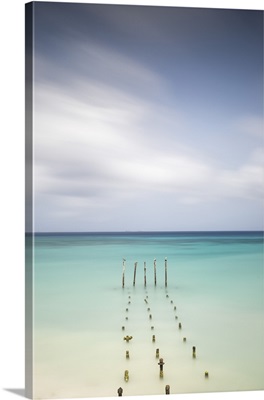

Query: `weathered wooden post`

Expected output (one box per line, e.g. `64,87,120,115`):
158,358,165,377
117,387,123,396
192,346,196,358
165,257,167,287
144,261,147,287
122,258,126,288
165,385,170,394
124,370,129,382
156,348,160,358
154,258,157,286
133,262,137,286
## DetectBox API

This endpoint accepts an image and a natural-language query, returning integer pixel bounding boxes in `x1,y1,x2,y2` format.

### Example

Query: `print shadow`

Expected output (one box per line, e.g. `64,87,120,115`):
4,389,26,398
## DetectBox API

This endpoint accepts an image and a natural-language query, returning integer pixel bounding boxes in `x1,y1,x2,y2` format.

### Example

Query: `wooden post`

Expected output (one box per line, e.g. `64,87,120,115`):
154,259,157,286
158,358,165,377
144,262,147,287
165,258,167,287
117,387,123,396
165,385,170,394
133,262,137,286
122,258,126,288
124,370,129,382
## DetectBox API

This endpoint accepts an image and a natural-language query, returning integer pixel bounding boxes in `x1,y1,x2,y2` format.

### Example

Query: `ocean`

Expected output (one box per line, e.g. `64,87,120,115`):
30,231,263,399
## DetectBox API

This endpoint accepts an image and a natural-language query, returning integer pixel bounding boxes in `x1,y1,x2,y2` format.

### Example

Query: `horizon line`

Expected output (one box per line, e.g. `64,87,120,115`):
26,229,263,234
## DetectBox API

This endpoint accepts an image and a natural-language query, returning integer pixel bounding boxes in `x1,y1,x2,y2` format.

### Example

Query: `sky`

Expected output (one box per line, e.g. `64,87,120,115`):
30,1,263,232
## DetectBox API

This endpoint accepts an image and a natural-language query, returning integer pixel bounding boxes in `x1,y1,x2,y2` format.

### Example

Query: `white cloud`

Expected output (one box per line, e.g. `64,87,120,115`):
33,42,263,231
34,77,264,207
216,150,264,201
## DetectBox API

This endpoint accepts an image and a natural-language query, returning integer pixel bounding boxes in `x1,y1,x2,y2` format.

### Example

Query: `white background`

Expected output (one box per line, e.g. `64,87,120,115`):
0,0,263,400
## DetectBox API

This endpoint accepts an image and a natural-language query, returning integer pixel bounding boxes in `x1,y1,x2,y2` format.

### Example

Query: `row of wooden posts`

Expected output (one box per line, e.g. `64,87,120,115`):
122,258,168,288
118,291,173,396
117,287,210,396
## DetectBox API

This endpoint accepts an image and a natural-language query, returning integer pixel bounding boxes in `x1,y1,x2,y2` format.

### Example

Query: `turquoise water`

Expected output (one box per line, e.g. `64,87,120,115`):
31,232,264,398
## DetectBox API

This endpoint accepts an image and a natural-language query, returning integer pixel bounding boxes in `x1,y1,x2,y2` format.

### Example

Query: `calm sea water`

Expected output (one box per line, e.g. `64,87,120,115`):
30,231,264,399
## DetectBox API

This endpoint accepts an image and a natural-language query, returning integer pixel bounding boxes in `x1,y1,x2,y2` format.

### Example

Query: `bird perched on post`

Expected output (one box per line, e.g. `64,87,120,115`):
123,335,133,342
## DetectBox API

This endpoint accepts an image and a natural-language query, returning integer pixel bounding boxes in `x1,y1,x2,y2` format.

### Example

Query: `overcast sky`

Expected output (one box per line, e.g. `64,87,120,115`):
31,2,263,232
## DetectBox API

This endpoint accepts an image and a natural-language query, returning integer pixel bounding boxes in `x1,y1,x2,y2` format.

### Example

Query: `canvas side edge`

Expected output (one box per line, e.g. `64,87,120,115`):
25,2,34,399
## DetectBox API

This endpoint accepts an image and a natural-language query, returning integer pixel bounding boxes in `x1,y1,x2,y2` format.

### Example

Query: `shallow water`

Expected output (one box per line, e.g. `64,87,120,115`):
30,232,264,398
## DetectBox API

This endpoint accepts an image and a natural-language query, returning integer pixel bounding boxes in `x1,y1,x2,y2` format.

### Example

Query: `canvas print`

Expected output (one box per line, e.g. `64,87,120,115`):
25,1,264,399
